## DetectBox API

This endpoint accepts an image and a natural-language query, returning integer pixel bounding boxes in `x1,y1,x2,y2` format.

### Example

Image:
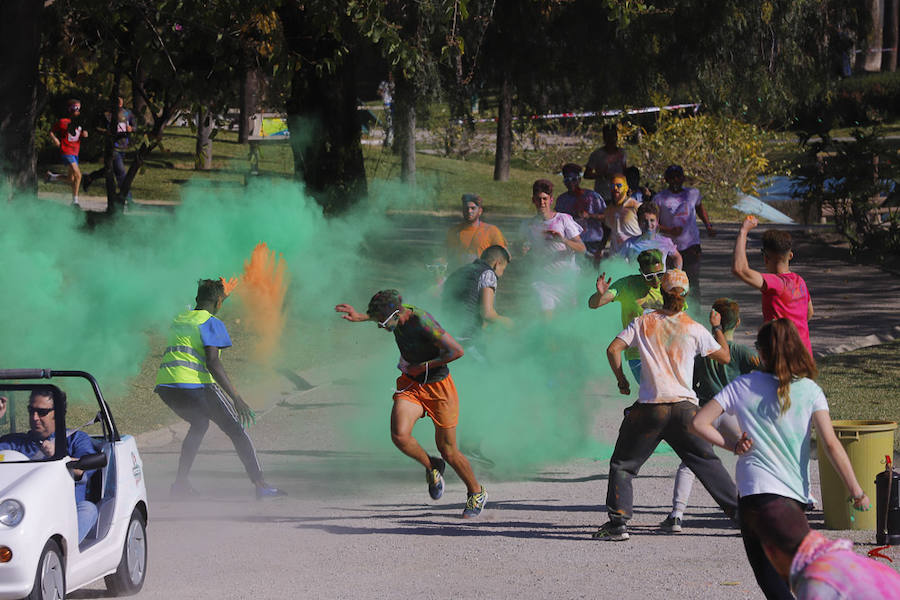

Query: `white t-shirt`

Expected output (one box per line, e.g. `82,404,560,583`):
520,212,583,271
714,372,829,504
653,187,702,250
616,311,720,404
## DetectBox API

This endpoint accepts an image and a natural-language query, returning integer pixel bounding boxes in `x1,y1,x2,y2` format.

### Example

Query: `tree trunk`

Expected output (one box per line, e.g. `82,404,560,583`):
195,106,213,170
493,76,512,182
0,0,41,197
860,0,885,72
104,65,123,215
394,76,416,185
277,1,367,214
886,0,899,71
131,61,151,126
239,63,260,144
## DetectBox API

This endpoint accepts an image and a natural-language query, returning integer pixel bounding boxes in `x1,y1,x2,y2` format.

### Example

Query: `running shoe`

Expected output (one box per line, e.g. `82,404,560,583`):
427,456,446,500
660,515,683,533
462,486,487,519
591,520,629,541
256,485,287,500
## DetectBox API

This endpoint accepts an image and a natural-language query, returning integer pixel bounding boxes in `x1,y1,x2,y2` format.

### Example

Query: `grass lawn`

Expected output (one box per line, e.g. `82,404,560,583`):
818,340,900,452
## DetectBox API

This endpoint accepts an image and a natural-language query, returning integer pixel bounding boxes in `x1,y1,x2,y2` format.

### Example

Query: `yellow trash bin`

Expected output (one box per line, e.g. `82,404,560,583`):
819,420,897,530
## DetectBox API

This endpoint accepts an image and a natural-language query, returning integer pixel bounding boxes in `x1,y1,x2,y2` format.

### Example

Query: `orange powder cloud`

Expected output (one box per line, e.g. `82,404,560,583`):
234,242,288,364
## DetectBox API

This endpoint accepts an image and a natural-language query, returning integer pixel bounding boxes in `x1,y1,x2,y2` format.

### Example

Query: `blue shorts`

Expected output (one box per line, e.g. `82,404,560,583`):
61,154,79,165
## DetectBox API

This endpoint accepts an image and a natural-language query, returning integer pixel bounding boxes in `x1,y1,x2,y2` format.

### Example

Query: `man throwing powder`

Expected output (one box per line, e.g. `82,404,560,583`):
335,289,487,518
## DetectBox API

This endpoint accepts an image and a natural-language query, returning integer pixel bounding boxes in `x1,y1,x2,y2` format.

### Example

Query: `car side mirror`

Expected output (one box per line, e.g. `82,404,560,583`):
66,452,107,471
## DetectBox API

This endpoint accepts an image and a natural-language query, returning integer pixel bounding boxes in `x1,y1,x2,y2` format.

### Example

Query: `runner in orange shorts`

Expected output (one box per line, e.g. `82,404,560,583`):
335,289,487,518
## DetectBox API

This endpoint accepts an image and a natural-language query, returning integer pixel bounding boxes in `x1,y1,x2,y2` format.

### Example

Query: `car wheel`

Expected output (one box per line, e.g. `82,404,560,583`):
26,539,65,600
104,509,147,596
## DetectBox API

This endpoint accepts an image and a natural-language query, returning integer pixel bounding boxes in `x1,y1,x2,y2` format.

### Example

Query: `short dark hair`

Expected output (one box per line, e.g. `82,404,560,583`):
561,163,582,176
29,387,66,413
712,297,740,331
532,179,553,196
366,289,402,319
602,124,617,137
196,279,226,304
637,202,659,220
762,230,792,256
480,245,510,264
664,164,684,180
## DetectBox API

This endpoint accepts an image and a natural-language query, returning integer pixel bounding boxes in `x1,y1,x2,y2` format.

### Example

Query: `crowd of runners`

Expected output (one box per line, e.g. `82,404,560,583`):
326,142,899,599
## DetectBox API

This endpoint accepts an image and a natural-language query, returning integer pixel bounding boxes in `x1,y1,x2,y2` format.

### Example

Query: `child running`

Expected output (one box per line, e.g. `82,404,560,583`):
732,215,813,357
335,290,487,518
661,298,760,532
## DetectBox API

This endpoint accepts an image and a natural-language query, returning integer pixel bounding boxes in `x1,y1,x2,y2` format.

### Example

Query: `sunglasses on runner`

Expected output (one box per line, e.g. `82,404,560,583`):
612,183,626,189
642,267,666,281
378,309,401,329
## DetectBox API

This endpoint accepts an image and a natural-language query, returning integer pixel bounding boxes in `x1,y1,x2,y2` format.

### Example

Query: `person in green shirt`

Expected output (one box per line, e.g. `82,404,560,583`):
588,249,667,384
660,297,759,532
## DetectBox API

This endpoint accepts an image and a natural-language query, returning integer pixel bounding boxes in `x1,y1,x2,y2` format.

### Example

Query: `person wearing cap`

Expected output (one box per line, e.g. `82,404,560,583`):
555,163,607,263
603,173,642,254
445,193,507,271
584,123,627,203
653,165,715,305
619,202,683,269
593,269,738,542
588,249,669,385
48,99,89,206
335,289,488,518
520,178,586,316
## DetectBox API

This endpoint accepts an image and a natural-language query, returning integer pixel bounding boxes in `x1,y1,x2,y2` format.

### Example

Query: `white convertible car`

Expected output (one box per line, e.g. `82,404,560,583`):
0,369,148,599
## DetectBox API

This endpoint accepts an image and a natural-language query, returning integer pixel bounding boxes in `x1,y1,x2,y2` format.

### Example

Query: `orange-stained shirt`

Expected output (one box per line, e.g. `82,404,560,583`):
446,221,507,266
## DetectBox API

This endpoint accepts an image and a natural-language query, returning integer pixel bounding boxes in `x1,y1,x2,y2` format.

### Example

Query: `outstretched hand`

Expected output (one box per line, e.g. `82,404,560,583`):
335,303,369,322
220,276,239,297
709,308,722,328
733,432,753,455
233,398,257,428
596,272,612,295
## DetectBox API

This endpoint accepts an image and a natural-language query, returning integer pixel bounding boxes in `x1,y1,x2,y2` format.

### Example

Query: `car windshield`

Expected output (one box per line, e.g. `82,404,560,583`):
0,381,109,463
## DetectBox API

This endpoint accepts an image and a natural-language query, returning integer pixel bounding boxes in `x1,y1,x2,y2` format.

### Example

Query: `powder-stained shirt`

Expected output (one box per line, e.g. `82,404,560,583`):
789,531,900,600
654,187,703,250
713,372,828,504
620,233,678,267
555,189,606,243
693,341,760,404
53,118,83,156
393,304,450,384
616,311,720,404
446,221,507,266
520,211,584,270
761,272,812,355
604,199,642,253
609,274,665,360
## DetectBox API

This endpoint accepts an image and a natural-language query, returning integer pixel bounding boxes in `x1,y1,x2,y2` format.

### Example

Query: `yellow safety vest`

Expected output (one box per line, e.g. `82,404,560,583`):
154,310,217,386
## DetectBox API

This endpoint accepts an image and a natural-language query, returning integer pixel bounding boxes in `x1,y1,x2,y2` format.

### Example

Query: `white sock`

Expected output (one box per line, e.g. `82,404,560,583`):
72,196,79,205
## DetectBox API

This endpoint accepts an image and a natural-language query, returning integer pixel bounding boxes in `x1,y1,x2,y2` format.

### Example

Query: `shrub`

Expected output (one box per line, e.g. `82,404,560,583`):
632,114,770,208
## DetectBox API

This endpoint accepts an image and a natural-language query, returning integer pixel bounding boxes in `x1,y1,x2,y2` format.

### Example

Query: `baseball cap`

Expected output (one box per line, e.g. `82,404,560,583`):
661,269,690,294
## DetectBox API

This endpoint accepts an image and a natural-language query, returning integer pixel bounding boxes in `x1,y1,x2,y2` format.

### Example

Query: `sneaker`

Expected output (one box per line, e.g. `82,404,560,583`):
660,515,683,533
426,456,446,500
462,486,487,519
591,520,629,541
170,481,201,499
256,485,287,500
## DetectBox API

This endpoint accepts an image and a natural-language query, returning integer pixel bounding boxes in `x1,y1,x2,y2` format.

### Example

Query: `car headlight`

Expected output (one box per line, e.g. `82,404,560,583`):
0,499,24,527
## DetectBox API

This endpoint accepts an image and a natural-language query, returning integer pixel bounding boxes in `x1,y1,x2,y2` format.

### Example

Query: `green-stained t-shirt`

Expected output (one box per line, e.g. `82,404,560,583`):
693,340,760,404
609,274,664,360
393,304,450,384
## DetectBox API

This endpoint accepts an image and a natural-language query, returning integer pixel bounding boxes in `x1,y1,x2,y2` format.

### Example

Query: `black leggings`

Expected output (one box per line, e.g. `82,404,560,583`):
739,493,808,600
157,386,263,483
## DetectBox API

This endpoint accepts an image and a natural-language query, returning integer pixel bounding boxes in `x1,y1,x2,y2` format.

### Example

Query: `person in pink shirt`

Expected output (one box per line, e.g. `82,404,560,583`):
732,215,813,356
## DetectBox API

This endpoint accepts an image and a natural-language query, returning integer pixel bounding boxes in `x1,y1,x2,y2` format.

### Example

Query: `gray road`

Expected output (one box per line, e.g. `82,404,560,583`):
70,215,900,600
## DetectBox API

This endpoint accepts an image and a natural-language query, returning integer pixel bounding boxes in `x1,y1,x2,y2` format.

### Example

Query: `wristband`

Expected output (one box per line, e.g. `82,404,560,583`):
712,325,724,333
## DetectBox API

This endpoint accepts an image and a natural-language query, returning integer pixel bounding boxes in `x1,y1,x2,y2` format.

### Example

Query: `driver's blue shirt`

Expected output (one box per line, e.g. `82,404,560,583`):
0,430,96,502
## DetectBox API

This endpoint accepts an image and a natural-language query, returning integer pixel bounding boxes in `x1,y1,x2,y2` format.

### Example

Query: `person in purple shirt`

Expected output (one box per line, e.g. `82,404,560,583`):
555,163,606,263
0,389,98,542
620,202,683,269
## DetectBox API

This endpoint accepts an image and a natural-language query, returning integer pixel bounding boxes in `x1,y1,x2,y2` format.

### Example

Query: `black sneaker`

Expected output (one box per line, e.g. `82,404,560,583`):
591,520,629,541
660,515,683,532
426,456,446,500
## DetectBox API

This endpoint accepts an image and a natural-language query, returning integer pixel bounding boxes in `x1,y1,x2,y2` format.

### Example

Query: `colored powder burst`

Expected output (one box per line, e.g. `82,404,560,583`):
233,242,289,365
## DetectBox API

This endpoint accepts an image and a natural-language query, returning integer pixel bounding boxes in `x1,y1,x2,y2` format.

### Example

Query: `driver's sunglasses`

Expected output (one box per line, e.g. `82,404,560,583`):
642,268,666,281
28,406,54,417
378,309,400,328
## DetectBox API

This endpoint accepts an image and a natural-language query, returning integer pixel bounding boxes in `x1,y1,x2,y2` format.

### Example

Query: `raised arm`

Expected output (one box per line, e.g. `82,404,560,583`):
706,309,732,365
589,273,616,309
732,215,765,289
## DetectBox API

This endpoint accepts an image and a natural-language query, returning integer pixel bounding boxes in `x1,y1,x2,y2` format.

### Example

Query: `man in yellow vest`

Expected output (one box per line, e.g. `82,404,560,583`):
155,278,284,499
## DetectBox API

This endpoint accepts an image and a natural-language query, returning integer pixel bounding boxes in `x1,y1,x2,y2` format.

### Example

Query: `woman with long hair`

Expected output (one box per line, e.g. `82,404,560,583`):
692,318,870,600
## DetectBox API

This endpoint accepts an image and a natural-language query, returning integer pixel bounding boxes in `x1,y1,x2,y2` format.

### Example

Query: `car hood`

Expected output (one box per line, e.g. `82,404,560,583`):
0,461,55,499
